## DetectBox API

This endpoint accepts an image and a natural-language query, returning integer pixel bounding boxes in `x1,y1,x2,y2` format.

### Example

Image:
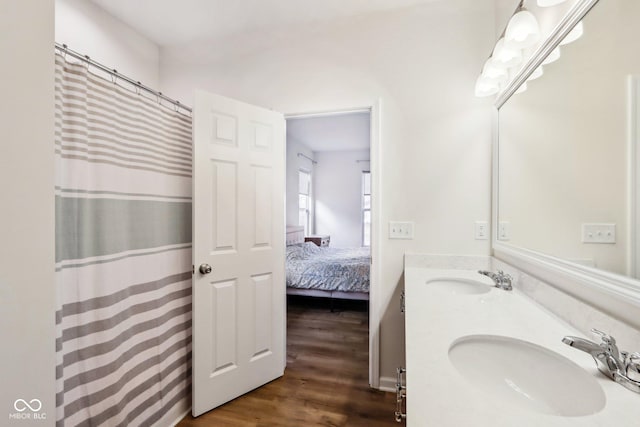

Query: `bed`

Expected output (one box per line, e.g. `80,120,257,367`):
285,226,370,301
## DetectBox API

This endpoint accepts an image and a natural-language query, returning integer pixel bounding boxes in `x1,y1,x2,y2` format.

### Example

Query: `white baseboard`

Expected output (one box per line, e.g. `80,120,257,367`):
378,376,396,393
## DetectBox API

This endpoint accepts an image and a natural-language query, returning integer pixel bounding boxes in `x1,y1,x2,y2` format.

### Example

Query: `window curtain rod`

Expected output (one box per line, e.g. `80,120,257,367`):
54,43,191,115
297,153,317,164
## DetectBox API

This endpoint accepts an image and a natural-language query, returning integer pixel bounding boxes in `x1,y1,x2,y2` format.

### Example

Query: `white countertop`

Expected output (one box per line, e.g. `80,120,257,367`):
404,266,640,427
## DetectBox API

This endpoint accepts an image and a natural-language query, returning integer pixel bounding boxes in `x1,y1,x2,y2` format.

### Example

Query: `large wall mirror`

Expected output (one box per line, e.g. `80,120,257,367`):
498,0,640,287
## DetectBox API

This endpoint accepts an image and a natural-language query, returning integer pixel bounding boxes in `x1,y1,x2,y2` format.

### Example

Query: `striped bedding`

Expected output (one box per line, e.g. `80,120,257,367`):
286,242,370,293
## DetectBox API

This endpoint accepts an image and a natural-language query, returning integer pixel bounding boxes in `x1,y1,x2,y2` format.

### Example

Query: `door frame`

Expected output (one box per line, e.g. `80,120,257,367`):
629,75,640,279
284,99,382,388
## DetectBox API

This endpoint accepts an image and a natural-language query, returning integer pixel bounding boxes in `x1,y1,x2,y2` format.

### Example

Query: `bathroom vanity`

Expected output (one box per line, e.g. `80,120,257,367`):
400,0,640,423
403,256,640,426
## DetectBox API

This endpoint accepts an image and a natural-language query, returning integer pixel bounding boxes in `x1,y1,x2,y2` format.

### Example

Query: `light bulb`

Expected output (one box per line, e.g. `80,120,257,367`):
560,21,584,45
505,10,541,49
537,0,568,6
492,38,523,68
475,75,500,98
482,58,508,82
542,47,561,65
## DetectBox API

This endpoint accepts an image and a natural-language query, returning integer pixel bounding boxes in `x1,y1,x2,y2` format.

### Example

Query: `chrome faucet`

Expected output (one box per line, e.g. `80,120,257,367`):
478,270,513,291
562,328,640,393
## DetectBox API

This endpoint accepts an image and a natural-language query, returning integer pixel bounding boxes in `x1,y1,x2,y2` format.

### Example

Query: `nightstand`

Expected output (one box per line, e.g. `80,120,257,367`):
305,235,330,247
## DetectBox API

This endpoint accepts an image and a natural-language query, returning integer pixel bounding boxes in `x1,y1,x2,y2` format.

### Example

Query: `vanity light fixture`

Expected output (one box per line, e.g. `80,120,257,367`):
475,58,509,97
474,74,501,97
559,21,584,45
492,38,523,68
536,0,568,6
505,9,541,49
473,0,572,98
482,58,509,82
474,1,584,98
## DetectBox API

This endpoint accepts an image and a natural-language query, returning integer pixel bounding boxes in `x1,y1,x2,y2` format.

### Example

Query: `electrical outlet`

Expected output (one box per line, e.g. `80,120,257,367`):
389,221,414,239
582,223,615,244
475,221,488,240
498,221,510,241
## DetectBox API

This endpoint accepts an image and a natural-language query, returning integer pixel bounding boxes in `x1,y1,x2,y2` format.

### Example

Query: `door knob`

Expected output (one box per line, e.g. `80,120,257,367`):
199,264,212,275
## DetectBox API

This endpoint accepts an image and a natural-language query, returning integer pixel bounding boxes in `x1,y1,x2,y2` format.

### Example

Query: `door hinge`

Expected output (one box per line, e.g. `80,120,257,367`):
395,366,407,422
192,265,195,275
400,290,405,314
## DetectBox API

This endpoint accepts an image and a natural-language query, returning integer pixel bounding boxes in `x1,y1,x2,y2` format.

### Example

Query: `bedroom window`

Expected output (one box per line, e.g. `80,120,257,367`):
362,171,371,247
298,170,312,235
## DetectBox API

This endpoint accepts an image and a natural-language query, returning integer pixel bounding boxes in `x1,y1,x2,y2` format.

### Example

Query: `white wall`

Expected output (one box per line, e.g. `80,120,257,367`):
0,1,56,425
160,0,495,382
315,150,370,248
55,0,160,88
286,112,371,151
286,137,315,228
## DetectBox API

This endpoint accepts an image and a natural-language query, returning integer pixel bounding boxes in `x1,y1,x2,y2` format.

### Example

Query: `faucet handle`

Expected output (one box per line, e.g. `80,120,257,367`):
591,328,616,345
624,352,640,382
591,328,622,362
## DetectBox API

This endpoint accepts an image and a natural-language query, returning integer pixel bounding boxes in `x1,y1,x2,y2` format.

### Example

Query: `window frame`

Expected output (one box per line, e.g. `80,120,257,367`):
362,170,371,247
298,169,312,235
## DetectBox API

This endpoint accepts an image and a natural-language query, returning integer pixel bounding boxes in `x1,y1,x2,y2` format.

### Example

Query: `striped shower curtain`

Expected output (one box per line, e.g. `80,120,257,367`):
54,55,192,426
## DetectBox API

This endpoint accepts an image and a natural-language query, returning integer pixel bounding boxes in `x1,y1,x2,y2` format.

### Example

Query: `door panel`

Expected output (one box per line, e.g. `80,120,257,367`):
211,160,237,251
193,91,285,417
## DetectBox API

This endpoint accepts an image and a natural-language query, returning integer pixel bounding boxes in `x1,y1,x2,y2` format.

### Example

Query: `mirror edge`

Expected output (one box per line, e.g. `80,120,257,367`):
491,0,640,327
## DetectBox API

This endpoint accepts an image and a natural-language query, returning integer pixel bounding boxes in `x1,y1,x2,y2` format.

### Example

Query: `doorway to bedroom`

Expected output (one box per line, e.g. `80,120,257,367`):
284,108,376,389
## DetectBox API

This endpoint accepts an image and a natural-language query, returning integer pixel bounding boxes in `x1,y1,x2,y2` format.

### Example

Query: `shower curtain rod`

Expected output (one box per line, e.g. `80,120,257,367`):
54,43,191,114
297,153,317,164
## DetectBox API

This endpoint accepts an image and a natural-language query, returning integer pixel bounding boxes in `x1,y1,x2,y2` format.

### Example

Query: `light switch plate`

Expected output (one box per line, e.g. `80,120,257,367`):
498,221,510,241
389,221,414,239
582,223,616,244
475,221,489,240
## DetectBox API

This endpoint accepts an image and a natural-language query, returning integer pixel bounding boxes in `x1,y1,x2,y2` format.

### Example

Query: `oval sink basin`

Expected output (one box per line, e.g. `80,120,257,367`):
449,335,606,416
427,277,491,295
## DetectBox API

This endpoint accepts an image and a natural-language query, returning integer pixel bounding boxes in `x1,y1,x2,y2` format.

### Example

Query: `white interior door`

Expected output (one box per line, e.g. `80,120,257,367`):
192,90,286,416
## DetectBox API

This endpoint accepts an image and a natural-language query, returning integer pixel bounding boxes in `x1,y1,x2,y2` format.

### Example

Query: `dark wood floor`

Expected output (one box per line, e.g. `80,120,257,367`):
177,296,398,427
